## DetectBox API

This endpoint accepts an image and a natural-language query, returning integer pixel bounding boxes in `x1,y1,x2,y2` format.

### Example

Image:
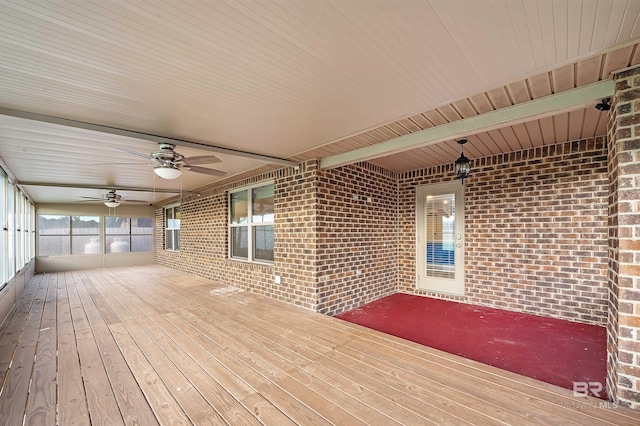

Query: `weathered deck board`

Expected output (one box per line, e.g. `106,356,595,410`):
0,274,49,425
77,274,159,426
0,273,43,382
24,273,57,425
1,264,640,425
56,271,90,426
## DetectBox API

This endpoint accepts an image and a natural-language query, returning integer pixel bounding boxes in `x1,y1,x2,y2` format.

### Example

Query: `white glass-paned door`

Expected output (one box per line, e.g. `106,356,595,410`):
416,182,465,295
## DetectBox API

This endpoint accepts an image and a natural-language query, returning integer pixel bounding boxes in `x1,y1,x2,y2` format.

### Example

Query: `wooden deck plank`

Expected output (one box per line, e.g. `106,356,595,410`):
186,310,362,424
236,290,624,424
56,271,91,426
79,273,226,426
75,273,159,426
123,272,519,425
309,314,639,425
0,274,49,425
24,273,58,425
113,273,369,426
146,266,640,426
175,301,419,426
108,322,192,425
83,270,261,426
3,265,640,426
174,278,608,424
100,269,331,426
143,274,502,425
176,289,470,426
66,272,124,425
175,308,386,426
226,292,584,422
164,312,329,426
0,274,43,381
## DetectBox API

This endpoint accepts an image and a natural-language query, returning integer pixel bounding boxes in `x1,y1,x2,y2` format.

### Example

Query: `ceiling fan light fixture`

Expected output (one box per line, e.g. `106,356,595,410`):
154,165,182,179
104,200,120,208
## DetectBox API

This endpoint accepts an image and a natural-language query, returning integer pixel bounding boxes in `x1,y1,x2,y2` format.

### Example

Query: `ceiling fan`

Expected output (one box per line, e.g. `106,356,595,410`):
118,143,227,179
78,190,148,208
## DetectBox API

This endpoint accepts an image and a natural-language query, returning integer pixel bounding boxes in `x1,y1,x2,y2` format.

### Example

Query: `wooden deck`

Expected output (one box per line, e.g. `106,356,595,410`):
1,265,639,425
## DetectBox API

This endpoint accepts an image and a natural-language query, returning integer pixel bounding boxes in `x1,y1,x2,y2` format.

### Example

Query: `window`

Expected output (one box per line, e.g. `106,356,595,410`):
72,216,101,254
105,216,153,253
0,170,34,287
0,170,6,284
165,206,180,251
229,183,274,262
7,182,15,277
38,215,71,256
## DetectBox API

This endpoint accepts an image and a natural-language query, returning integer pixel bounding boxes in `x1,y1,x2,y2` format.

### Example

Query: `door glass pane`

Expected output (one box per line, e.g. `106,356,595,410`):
425,193,455,279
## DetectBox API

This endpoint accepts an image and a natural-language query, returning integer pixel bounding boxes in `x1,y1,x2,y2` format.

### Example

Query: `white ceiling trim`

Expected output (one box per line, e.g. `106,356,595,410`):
320,80,615,170
0,107,298,167
18,182,192,194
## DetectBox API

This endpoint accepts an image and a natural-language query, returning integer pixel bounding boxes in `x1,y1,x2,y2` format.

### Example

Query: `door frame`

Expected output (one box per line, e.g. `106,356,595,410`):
415,181,465,295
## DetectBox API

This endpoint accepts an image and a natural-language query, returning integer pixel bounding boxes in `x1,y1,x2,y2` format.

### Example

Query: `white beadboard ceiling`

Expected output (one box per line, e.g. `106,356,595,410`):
0,0,638,204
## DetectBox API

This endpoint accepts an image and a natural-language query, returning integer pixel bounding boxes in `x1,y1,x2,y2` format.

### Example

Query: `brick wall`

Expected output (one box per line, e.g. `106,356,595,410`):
607,88,621,402
156,138,610,323
273,161,319,309
398,137,610,325
316,163,398,315
155,167,317,309
608,66,640,408
155,160,396,314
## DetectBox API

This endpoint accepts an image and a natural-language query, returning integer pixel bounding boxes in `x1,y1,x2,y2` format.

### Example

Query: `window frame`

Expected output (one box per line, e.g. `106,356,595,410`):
164,205,180,251
228,181,274,264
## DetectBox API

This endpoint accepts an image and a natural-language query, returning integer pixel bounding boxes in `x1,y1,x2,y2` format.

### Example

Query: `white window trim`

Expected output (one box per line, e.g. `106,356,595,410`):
228,181,274,264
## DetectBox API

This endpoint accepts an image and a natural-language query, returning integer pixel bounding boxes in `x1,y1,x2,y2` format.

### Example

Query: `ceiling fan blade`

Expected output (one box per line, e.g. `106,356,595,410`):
122,199,150,203
113,146,153,160
89,161,153,166
78,196,105,200
182,155,222,165
185,166,227,176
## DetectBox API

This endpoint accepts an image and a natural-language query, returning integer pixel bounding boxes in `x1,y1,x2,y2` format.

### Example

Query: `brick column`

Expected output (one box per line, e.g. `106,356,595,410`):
273,160,319,310
608,66,640,408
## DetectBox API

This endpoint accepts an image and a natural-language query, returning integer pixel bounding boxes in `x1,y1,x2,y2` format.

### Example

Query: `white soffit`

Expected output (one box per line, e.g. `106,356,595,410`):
320,80,615,169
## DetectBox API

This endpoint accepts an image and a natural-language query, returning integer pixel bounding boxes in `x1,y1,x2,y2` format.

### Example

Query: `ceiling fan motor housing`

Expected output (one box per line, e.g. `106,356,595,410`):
105,190,121,202
151,143,184,164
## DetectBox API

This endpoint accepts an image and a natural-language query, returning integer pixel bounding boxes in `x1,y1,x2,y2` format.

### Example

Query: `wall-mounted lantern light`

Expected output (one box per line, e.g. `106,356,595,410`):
454,139,471,185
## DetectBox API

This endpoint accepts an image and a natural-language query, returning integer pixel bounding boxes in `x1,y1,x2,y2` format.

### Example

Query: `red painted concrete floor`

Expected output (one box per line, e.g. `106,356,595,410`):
336,293,607,398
